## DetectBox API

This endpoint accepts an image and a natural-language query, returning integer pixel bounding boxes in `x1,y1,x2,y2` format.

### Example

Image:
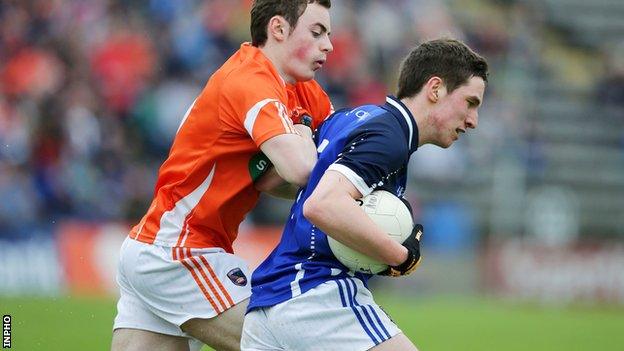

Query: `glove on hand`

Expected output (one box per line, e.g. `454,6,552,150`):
378,224,423,277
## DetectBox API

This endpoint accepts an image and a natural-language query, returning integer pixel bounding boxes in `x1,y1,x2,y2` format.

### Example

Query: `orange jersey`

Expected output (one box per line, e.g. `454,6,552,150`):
130,43,332,253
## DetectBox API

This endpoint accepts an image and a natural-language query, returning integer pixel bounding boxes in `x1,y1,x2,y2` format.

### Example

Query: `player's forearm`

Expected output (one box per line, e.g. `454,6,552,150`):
265,182,300,199
272,125,317,186
255,167,300,199
272,150,315,187
303,194,408,266
293,124,318,169
261,131,318,187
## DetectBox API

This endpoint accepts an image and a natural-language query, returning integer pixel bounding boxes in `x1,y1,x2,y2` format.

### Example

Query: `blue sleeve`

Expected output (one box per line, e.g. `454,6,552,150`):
327,116,409,196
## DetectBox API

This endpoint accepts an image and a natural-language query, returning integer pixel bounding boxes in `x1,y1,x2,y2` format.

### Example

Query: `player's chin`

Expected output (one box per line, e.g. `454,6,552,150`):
445,134,459,147
305,69,317,80
433,139,453,149
294,71,315,82
293,67,316,82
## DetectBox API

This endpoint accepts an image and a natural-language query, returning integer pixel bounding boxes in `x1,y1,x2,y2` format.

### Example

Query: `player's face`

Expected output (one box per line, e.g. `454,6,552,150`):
283,3,333,82
430,76,485,148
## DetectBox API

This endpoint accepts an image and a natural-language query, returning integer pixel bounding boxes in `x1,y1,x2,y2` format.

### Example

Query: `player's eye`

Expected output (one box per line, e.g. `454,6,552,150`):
311,31,321,38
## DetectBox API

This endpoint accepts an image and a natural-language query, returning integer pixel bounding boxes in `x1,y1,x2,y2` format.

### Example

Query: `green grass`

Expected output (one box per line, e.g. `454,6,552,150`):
376,295,624,351
2,296,117,351
1,294,623,350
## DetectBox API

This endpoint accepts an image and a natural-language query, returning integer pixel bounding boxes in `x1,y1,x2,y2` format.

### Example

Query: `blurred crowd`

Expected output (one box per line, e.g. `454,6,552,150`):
1,0,620,237
0,0,539,235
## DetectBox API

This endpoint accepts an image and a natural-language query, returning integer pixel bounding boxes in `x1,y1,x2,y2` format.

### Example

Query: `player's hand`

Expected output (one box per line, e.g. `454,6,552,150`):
291,107,314,129
379,224,423,277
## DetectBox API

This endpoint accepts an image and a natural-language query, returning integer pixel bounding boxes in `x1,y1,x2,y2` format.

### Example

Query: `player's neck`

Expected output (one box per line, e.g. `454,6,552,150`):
259,45,294,85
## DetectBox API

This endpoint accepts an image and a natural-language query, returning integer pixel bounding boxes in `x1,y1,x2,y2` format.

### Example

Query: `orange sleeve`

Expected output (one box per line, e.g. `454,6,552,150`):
221,69,297,147
294,80,334,129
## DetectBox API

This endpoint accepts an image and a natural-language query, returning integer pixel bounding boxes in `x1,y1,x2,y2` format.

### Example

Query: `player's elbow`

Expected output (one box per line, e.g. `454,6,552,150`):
303,194,330,226
302,198,320,224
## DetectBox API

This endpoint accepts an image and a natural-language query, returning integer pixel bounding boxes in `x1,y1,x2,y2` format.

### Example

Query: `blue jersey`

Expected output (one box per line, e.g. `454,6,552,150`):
248,96,419,311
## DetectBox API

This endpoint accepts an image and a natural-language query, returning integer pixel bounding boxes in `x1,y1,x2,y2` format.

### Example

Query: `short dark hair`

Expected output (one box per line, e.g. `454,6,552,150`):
250,0,331,47
397,38,489,99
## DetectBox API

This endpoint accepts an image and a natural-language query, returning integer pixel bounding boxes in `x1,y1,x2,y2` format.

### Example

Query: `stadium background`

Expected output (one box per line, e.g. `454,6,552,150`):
1,0,623,350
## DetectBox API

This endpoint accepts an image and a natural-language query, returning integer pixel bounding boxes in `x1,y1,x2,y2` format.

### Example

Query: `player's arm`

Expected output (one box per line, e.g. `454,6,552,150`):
222,71,319,187
254,166,300,199
303,170,409,266
255,109,321,197
260,124,317,187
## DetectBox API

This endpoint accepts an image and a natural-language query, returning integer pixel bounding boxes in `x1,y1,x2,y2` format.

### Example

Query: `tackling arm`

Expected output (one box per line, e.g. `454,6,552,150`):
302,170,409,266
254,166,300,199
260,124,317,187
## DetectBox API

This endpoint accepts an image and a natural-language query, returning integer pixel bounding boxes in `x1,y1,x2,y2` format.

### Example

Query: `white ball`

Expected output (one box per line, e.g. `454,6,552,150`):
328,190,414,274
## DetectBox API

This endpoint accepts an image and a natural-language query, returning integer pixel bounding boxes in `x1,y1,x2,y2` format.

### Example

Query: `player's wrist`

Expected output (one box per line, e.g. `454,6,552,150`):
392,248,416,270
388,246,409,267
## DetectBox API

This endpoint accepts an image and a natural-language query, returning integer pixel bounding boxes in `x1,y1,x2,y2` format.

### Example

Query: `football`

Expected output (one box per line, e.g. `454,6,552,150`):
327,190,414,274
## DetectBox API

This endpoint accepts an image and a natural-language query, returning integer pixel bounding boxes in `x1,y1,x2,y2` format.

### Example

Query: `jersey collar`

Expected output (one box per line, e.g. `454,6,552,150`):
383,95,419,152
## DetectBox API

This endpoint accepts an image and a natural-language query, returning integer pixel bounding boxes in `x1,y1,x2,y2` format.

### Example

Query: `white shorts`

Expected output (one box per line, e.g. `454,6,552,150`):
241,277,401,351
113,237,251,337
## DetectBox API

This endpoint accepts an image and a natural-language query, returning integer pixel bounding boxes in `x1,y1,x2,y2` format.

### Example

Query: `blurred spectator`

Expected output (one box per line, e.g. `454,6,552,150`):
594,41,624,163
0,161,40,232
90,28,156,116
1,47,64,98
595,41,624,110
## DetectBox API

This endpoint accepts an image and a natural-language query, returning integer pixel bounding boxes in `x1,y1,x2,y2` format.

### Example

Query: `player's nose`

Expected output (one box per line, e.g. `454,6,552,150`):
466,110,478,129
321,36,333,53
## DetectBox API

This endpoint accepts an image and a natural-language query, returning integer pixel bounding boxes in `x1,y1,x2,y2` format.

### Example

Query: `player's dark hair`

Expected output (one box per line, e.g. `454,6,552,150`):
397,38,489,99
250,0,331,47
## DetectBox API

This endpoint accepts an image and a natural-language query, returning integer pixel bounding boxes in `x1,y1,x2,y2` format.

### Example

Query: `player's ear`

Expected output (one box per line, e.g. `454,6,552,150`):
268,16,288,42
426,76,443,103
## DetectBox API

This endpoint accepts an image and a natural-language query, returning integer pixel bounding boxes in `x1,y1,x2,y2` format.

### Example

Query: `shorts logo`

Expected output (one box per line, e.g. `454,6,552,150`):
227,268,247,286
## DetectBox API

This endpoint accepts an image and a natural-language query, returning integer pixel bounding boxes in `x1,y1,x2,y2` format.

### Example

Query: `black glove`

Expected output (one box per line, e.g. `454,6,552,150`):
379,224,423,277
